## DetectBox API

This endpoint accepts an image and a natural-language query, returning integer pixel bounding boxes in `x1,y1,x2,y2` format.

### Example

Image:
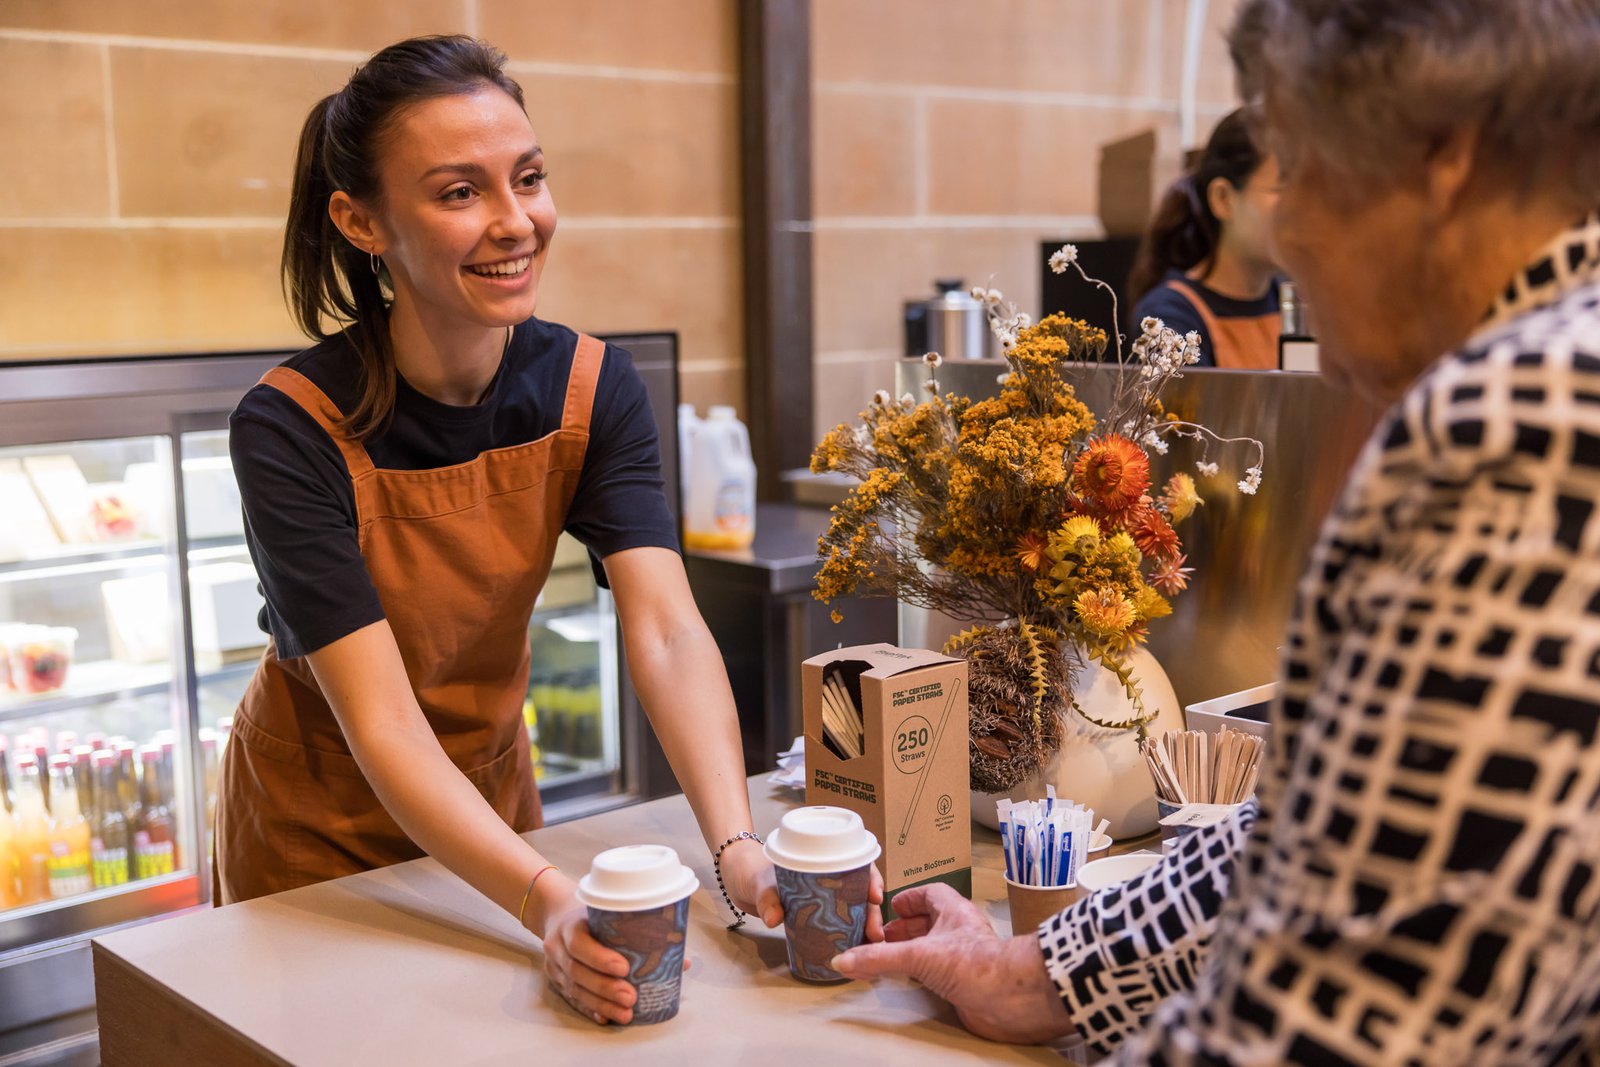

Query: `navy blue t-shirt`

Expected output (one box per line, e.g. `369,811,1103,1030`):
1133,269,1280,368
229,318,679,659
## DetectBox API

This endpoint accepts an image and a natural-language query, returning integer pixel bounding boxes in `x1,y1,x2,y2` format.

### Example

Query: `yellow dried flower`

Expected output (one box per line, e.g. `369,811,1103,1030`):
1160,473,1203,523
1047,515,1102,561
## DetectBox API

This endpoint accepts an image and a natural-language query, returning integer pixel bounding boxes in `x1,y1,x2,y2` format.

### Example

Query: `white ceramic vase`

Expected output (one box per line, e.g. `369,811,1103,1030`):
970,644,1183,840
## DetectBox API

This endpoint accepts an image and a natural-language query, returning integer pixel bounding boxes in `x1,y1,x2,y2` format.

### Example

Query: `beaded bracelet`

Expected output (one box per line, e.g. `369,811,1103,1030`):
519,864,560,931
712,831,764,930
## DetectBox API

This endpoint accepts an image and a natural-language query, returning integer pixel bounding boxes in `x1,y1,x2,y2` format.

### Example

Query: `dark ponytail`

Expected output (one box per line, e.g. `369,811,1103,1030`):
280,35,526,440
1126,108,1265,308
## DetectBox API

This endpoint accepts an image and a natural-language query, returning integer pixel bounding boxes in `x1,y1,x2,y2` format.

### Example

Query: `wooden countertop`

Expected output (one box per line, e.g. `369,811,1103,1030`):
94,778,1096,1065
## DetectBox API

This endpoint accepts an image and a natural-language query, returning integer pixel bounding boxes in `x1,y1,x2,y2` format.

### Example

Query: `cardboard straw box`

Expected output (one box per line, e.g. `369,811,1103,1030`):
803,644,971,913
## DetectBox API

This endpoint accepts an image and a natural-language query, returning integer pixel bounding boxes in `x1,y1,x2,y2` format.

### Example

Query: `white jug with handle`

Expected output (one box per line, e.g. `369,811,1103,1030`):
682,405,756,550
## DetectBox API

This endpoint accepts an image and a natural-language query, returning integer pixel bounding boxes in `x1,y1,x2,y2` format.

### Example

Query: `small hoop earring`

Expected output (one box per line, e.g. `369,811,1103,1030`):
370,251,382,276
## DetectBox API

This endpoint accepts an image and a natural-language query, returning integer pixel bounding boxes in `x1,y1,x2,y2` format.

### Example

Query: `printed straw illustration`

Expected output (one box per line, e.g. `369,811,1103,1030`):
898,676,963,846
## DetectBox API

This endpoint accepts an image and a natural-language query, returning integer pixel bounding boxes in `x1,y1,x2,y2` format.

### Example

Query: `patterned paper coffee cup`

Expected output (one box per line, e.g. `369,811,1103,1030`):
764,807,882,983
575,845,700,1024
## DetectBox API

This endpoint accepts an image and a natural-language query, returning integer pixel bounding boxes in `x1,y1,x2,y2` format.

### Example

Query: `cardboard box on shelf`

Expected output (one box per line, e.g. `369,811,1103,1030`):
190,562,267,659
102,572,171,664
1097,126,1186,238
803,644,970,915
0,459,62,562
22,454,95,544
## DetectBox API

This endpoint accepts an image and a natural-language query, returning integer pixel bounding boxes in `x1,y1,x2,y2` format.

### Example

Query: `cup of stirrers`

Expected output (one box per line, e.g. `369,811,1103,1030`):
1143,728,1264,807
819,669,864,759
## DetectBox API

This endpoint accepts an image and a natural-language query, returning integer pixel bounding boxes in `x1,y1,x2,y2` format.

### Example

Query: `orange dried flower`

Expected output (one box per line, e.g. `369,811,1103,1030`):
1071,434,1150,512
1130,507,1180,561
1015,532,1050,572
1150,553,1194,595
1073,587,1136,637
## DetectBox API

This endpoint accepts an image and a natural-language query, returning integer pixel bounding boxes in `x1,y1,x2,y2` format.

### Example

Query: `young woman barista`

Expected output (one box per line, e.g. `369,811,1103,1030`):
216,36,880,1026
1127,109,1284,369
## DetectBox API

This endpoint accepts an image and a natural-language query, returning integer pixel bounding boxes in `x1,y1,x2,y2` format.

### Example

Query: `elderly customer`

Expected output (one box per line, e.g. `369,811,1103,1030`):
832,1,1600,1062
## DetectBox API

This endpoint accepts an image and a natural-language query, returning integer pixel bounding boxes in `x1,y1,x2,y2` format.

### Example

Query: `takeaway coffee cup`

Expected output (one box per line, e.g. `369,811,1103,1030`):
764,806,882,983
575,845,700,1024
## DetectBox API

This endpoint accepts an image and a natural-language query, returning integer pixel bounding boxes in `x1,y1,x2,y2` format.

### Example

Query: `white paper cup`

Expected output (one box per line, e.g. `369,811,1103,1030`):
575,845,699,1025
1075,853,1162,894
764,807,881,982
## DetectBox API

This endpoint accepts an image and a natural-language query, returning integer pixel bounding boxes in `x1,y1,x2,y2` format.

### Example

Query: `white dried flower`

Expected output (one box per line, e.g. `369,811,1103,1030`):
1184,331,1201,348
899,392,915,407
873,389,892,406
1141,316,1161,334
969,286,987,301
984,288,1004,307
996,372,1012,385
1144,432,1169,455
1196,461,1219,477
1048,244,1079,274
922,378,940,395
1013,312,1031,330
922,351,943,368
1237,466,1262,495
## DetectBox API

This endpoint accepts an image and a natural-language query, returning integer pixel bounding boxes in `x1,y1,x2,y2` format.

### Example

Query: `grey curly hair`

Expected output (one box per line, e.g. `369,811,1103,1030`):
1229,0,1600,206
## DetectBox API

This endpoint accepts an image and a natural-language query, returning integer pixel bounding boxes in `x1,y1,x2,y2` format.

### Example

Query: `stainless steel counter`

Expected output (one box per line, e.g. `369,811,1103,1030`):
93,778,1081,1065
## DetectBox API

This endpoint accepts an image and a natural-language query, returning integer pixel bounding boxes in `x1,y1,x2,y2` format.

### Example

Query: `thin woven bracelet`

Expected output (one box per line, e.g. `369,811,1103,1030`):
712,831,763,930
519,864,559,930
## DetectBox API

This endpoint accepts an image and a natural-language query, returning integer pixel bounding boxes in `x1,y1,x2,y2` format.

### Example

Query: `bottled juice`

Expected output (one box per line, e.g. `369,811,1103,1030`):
157,736,181,868
70,744,94,825
114,742,142,882
11,754,52,905
198,731,219,865
0,799,18,908
90,750,130,889
45,755,91,899
1,734,14,813
30,739,49,812
133,746,175,879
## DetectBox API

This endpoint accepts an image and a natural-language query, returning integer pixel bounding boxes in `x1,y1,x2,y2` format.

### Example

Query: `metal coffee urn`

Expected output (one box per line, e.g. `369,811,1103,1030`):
904,279,992,361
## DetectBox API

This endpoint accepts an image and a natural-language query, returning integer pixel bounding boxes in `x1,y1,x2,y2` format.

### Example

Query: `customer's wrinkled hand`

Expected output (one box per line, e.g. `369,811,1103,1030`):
829,883,1073,1043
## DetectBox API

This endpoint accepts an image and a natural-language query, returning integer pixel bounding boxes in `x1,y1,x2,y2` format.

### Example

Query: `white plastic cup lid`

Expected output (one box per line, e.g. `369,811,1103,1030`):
763,806,882,874
574,845,700,912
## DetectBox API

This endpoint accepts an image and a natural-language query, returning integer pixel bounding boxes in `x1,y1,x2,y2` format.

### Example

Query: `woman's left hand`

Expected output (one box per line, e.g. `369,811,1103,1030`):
718,837,887,942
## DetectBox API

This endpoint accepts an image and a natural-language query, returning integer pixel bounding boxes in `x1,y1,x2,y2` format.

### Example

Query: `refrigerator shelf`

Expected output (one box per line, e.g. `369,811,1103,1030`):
0,660,259,724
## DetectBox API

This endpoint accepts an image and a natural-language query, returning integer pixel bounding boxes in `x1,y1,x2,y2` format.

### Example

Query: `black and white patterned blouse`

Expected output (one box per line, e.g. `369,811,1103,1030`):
1040,212,1600,1065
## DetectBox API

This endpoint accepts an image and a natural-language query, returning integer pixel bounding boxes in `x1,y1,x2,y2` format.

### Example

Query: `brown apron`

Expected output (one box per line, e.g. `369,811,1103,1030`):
1166,278,1282,371
214,333,605,904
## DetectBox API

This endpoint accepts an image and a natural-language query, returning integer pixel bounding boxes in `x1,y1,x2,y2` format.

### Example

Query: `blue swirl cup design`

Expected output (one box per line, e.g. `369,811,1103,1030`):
576,845,700,1024
764,807,882,983
773,864,872,982
585,897,692,1023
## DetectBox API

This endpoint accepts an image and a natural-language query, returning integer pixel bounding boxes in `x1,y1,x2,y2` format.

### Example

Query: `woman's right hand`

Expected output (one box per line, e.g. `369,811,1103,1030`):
532,873,640,1025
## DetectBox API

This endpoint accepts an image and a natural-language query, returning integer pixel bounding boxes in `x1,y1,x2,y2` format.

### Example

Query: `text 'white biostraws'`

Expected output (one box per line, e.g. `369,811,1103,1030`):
998,787,1092,888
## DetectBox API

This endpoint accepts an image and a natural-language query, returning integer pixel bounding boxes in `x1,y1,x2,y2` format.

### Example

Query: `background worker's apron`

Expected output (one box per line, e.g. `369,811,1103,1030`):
1165,278,1282,370
214,334,604,904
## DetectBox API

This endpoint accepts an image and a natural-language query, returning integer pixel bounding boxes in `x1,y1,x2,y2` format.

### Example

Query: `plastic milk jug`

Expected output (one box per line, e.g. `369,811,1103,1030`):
682,405,757,550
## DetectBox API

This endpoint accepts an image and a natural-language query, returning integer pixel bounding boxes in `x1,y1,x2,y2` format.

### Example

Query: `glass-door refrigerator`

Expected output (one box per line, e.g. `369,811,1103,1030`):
0,339,677,1059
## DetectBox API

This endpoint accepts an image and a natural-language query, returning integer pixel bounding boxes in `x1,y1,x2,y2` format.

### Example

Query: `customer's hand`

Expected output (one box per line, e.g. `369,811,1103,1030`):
829,884,1074,1043
532,873,645,1026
